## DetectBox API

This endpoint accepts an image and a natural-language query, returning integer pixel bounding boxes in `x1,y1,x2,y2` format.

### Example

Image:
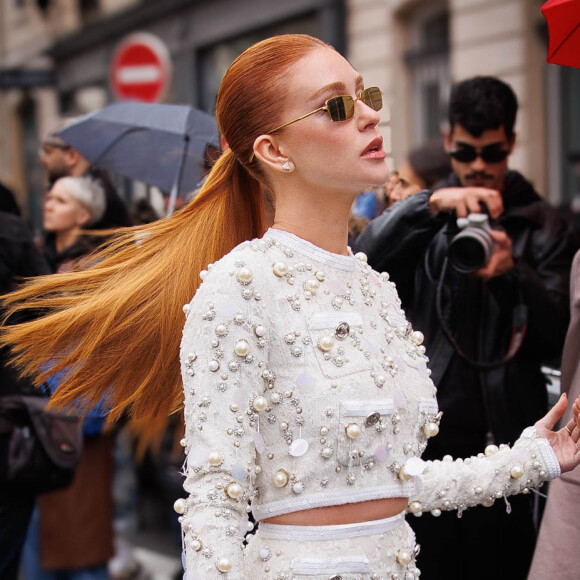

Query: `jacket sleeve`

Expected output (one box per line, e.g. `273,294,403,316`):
353,191,446,294
409,427,560,516
178,260,271,580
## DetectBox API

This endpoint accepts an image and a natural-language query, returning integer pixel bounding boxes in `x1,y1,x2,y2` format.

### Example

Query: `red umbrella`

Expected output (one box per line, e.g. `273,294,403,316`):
541,0,580,69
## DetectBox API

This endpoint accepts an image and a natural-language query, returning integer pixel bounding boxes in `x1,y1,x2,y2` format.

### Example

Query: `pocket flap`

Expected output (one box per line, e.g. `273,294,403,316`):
418,397,439,414
291,556,370,575
341,399,395,417
309,311,363,331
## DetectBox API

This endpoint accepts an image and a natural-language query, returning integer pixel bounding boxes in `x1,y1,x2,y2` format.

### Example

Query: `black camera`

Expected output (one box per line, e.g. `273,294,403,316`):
448,213,495,274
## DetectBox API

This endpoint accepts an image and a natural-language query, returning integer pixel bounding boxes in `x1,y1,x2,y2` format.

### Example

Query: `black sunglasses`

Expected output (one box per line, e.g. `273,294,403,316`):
448,143,510,164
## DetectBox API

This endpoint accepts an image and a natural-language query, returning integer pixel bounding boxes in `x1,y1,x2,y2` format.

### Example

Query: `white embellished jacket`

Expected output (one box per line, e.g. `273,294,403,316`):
179,228,560,579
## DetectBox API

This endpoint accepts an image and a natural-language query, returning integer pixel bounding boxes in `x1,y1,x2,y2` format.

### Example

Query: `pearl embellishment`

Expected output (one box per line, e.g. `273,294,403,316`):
398,466,412,480
273,469,289,487
234,339,250,357
226,482,243,499
254,325,266,337
345,423,362,439
484,444,499,456
510,465,524,479
173,498,186,514
236,267,253,284
305,279,320,293
272,262,289,277
252,396,268,412
411,331,424,345
318,335,335,352
397,550,412,565
408,501,423,514
217,558,232,573
423,422,439,437
208,451,224,466
292,481,304,494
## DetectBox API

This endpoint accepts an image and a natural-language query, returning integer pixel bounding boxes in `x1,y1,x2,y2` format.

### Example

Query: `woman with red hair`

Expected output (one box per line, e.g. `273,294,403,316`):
3,35,580,580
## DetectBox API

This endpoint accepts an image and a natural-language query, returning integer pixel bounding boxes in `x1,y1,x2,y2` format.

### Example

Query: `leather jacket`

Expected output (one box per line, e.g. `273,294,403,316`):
0,213,51,397
354,171,580,445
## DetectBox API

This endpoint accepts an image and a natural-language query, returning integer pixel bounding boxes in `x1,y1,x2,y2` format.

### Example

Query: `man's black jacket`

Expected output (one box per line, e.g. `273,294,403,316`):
0,213,51,397
354,170,580,445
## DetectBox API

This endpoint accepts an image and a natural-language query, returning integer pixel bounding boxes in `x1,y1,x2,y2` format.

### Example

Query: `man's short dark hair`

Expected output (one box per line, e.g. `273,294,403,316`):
448,76,518,140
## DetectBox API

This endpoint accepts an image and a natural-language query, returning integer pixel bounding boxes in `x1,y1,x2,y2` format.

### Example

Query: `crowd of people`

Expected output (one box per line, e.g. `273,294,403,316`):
1,32,580,580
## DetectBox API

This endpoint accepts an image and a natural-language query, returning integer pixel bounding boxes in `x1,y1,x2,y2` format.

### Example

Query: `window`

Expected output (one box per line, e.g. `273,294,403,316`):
560,67,580,202
405,9,451,145
198,15,320,113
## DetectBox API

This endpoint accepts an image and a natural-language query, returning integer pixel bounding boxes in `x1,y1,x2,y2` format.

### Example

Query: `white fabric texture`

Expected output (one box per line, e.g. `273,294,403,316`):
178,229,560,579
243,514,417,579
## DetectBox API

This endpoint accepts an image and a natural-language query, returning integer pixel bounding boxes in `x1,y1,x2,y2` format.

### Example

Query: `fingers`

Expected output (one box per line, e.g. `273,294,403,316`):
455,200,467,218
567,395,580,441
428,187,503,218
488,230,510,245
473,189,503,219
537,392,568,431
573,396,580,418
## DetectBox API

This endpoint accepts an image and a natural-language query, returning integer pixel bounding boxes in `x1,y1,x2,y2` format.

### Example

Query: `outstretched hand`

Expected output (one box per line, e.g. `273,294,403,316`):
534,392,580,474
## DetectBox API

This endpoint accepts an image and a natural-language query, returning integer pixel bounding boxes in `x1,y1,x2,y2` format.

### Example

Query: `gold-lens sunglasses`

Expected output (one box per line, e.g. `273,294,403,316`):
267,86,383,134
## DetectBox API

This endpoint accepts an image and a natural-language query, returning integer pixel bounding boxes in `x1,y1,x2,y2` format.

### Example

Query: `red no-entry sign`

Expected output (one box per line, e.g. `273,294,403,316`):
110,32,172,102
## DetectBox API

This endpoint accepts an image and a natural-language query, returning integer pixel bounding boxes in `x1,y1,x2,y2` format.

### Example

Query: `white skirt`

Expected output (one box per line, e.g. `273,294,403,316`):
244,513,420,579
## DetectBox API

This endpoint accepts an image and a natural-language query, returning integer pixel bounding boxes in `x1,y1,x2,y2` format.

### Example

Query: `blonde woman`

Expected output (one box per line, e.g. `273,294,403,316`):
42,176,106,272
3,35,580,580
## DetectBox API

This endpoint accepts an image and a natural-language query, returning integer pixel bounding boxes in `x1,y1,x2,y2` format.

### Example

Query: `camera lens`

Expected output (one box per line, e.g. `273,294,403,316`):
448,236,488,274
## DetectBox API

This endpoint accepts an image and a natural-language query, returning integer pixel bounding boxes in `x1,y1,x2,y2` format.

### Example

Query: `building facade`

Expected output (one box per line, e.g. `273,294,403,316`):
1,0,579,228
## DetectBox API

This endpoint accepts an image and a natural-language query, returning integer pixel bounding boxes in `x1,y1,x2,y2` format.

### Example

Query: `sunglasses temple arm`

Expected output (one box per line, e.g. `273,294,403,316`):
267,106,327,135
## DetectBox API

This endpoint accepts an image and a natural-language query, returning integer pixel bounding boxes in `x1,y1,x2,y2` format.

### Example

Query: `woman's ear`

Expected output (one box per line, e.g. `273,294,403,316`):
76,206,92,228
252,135,294,173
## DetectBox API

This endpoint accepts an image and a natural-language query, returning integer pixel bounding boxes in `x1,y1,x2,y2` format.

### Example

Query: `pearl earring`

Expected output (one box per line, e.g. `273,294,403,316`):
282,161,291,171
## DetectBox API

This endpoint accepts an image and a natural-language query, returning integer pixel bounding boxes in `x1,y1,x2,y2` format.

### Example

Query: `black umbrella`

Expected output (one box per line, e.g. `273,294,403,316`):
56,102,220,215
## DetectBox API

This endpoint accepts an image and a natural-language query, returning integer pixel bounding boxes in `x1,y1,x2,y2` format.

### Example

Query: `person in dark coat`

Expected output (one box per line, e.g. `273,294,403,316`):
0,180,22,216
0,212,51,580
354,76,580,580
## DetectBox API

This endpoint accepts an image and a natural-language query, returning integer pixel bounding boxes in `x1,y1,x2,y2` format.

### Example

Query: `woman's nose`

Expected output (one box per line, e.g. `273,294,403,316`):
356,99,380,128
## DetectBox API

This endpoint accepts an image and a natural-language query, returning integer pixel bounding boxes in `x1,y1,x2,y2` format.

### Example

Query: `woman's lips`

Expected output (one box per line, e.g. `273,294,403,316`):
362,137,386,159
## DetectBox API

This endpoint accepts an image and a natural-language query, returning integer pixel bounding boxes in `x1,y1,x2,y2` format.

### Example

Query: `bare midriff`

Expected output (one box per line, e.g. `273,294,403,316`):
262,497,408,526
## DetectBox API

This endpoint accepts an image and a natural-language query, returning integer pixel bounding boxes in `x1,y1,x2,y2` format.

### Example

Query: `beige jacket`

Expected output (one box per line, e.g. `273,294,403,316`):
528,249,580,580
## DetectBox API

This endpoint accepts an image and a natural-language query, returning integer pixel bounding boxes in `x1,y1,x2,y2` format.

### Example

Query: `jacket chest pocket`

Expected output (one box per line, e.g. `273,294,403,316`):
337,399,395,468
307,311,374,379
291,556,370,577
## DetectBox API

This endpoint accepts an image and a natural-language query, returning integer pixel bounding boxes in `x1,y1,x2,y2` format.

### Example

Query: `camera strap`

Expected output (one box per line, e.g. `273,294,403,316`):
435,257,527,369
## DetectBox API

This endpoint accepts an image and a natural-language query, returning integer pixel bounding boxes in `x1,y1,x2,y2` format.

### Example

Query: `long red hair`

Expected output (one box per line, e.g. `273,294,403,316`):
0,34,329,422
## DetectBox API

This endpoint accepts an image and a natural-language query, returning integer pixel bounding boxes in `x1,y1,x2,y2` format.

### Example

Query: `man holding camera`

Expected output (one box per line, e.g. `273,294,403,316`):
354,76,579,580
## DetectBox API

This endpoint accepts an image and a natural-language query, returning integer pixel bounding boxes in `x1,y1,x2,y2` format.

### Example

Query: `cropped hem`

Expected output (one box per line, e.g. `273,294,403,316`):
252,483,416,520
